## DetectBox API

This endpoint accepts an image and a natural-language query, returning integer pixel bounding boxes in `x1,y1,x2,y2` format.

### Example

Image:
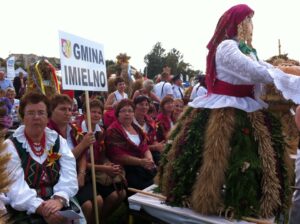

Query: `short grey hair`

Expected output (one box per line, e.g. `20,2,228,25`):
143,79,154,89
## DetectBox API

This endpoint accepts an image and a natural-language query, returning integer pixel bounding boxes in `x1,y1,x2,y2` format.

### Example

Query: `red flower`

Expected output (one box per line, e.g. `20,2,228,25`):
242,128,250,135
47,147,61,167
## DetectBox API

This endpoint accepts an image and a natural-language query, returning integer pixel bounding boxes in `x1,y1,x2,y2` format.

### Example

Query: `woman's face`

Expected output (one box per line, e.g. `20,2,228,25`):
23,102,48,132
89,107,102,125
51,103,72,126
118,105,134,124
116,82,126,93
163,100,174,114
174,101,184,115
135,100,149,116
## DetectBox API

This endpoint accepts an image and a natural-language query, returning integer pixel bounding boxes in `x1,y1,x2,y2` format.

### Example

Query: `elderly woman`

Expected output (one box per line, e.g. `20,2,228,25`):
47,94,99,224
106,99,156,190
3,92,79,224
133,95,164,166
156,96,174,143
132,79,160,103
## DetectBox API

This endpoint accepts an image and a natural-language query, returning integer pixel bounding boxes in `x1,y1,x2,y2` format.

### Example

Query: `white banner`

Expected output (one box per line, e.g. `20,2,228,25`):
6,56,15,80
58,31,107,91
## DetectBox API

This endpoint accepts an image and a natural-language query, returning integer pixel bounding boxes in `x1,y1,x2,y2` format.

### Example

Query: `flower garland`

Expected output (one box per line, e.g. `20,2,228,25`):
223,109,262,218
162,108,210,206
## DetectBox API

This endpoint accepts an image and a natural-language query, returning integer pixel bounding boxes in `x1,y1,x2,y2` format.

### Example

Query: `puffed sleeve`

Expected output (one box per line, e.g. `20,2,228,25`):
4,139,44,214
216,40,273,84
52,136,78,205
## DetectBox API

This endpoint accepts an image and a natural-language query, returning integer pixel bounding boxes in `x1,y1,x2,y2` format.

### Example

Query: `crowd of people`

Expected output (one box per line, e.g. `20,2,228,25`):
1,3,300,224
0,66,203,224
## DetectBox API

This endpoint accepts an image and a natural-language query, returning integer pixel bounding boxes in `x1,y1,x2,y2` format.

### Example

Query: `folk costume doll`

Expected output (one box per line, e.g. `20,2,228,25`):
157,4,300,220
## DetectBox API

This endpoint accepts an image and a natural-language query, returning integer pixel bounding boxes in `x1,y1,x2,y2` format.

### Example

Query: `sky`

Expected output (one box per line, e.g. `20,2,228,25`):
1,0,300,73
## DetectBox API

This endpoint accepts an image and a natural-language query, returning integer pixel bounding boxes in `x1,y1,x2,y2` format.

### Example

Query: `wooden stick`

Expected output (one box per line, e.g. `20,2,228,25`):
241,216,273,224
128,187,167,200
291,186,300,190
128,188,274,224
85,91,100,224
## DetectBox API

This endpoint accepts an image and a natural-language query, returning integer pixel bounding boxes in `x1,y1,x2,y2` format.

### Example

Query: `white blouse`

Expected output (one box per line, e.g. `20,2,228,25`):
114,90,128,102
124,129,141,146
2,125,78,214
189,39,300,112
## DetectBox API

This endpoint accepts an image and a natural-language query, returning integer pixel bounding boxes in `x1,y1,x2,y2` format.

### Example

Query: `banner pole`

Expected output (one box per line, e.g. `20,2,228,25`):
85,91,100,224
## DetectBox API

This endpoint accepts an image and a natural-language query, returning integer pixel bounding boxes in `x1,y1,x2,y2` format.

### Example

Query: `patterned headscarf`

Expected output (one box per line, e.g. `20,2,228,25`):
205,4,254,94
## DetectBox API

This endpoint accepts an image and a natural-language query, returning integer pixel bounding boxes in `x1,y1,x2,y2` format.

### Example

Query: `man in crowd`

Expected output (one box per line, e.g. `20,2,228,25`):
153,71,173,100
172,74,184,100
0,71,13,91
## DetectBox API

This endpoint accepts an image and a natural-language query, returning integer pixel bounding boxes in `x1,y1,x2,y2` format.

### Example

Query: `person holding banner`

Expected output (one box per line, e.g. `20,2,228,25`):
2,92,78,224
47,94,100,223
81,99,126,222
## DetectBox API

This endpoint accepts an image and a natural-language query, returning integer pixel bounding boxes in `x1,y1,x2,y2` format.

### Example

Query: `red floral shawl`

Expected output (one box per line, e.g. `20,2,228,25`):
106,120,148,162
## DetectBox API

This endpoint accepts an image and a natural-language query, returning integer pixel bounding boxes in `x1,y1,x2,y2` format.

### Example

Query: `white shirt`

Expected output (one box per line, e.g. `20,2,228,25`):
3,126,78,214
81,120,102,134
190,83,207,100
154,81,173,100
172,84,185,99
124,129,141,146
189,39,300,112
114,90,128,102
133,117,150,133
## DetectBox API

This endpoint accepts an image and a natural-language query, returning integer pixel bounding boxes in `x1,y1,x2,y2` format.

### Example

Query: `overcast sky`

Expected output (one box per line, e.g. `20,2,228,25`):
1,0,300,72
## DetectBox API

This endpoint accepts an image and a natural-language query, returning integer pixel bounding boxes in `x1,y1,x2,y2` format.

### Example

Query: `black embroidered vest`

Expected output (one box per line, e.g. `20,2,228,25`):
11,136,61,200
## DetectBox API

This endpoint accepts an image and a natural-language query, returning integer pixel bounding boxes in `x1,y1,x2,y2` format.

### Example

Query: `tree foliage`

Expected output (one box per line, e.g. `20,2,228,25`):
144,42,201,80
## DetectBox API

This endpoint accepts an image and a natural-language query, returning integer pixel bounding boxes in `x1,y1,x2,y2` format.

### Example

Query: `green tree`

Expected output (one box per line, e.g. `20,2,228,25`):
144,42,202,81
144,42,166,79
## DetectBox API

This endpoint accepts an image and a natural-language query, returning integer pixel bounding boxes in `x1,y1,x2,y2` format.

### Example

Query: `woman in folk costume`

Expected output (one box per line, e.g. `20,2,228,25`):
1,92,81,224
157,4,300,220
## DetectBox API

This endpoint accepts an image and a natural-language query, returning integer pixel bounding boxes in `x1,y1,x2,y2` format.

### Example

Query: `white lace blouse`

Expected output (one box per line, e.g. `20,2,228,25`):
2,125,78,214
189,39,300,112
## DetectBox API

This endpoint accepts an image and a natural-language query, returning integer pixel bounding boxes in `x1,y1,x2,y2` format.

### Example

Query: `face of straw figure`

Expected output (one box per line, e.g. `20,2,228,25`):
237,16,253,45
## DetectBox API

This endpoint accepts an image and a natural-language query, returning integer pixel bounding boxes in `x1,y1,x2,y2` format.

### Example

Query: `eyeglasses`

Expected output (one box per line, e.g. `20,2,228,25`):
25,110,47,117
119,109,134,114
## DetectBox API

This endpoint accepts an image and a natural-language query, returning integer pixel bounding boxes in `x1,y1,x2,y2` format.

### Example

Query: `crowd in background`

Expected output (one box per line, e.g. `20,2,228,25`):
0,67,207,223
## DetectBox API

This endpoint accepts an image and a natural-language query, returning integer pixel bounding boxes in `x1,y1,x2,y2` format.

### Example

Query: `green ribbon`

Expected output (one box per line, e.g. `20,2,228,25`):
238,41,259,60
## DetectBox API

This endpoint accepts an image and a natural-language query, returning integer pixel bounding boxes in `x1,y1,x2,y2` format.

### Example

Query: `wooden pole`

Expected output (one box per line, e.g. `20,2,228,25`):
85,91,100,224
127,188,272,224
127,187,167,200
241,216,273,224
278,39,281,55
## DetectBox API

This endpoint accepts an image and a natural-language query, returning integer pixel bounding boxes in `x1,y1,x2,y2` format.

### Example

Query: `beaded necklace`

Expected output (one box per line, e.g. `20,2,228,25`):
25,132,46,157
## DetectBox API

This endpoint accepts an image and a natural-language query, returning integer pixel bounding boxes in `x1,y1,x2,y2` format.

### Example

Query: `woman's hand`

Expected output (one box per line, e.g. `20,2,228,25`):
105,164,122,176
41,199,64,217
155,141,165,152
140,158,155,170
80,132,95,148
